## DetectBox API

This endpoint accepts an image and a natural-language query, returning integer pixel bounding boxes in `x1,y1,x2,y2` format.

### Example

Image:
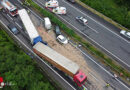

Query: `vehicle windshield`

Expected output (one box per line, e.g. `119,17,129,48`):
12,28,17,32
10,9,17,14
125,32,130,37
81,78,87,84
59,37,66,42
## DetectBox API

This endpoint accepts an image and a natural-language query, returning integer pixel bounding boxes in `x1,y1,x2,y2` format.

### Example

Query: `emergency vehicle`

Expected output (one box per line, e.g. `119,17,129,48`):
1,0,18,16
45,0,59,8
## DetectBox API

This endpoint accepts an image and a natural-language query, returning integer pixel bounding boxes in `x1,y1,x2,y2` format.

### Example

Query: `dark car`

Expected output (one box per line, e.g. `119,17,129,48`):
55,26,61,36
8,24,19,35
67,0,75,3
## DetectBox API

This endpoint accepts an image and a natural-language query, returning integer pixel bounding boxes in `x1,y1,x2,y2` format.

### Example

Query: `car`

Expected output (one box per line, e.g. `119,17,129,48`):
57,35,68,44
55,26,68,44
8,24,19,35
76,16,88,25
120,30,130,39
67,0,75,3
55,26,61,36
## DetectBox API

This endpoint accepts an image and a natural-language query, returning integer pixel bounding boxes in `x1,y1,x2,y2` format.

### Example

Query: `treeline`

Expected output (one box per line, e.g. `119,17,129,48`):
0,30,56,90
80,0,130,29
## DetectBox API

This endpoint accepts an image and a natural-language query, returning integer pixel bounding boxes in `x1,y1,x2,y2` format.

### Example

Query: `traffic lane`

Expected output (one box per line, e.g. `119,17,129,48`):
79,47,129,90
38,0,130,67
90,32,130,67
58,4,130,67
71,1,121,34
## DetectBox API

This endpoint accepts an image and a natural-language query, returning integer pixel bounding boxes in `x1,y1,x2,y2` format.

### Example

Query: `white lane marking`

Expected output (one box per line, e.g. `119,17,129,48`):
19,1,130,89
86,25,99,33
1,11,77,90
62,0,130,44
17,0,22,4
36,0,130,67
58,14,130,68
15,22,22,29
88,72,99,82
69,41,130,90
7,14,13,20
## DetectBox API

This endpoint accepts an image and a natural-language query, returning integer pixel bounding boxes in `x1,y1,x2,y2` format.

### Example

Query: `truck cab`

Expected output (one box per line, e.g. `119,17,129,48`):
73,70,87,87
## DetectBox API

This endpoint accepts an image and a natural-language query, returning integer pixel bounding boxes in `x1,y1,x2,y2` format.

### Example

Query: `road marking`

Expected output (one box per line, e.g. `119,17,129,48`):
88,72,99,82
62,0,130,44
1,10,77,90
15,22,22,29
7,14,13,20
18,1,130,89
36,0,130,67
69,41,130,90
86,25,99,33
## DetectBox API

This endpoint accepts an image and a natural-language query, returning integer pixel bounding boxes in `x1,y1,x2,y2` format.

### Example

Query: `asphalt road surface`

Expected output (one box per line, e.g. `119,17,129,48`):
0,0,129,90
35,0,130,70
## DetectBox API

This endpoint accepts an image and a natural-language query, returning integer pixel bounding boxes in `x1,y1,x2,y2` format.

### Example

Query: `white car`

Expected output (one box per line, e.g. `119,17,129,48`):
120,30,130,39
76,16,88,25
57,35,68,44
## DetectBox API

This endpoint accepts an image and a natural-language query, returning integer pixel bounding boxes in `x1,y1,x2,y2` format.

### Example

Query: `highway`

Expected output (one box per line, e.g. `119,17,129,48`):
35,0,130,70
0,0,129,90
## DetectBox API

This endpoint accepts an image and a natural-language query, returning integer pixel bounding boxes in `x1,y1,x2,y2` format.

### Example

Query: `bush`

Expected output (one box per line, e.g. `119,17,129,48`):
80,0,130,29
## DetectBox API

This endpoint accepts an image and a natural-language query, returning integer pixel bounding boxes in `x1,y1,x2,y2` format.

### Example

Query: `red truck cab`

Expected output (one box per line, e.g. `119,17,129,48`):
73,70,87,87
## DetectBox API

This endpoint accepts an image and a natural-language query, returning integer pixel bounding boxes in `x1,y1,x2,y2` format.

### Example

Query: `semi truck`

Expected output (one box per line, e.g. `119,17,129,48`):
18,9,46,45
33,42,87,87
0,0,18,16
18,8,87,87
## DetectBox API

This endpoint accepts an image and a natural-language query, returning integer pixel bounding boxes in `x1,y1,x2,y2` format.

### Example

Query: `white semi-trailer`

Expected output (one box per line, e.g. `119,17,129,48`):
33,42,87,87
18,9,46,45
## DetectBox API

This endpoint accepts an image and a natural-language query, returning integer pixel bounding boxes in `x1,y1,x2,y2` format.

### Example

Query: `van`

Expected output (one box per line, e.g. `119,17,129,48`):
44,17,52,30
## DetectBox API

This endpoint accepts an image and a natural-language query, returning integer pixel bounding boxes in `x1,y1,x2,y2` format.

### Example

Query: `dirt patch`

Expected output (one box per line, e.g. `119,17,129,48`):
36,25,105,89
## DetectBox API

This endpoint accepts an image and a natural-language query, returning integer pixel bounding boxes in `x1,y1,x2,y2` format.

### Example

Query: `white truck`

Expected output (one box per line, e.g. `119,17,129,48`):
18,9,46,45
0,0,18,16
44,17,52,30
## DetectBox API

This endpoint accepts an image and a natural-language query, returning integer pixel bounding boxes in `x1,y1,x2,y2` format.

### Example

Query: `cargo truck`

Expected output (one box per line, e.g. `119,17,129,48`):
33,42,87,87
18,9,47,45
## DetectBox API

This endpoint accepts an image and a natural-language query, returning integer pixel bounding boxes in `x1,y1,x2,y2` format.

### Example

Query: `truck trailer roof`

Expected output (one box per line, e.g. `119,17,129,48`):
33,42,80,75
18,9,39,43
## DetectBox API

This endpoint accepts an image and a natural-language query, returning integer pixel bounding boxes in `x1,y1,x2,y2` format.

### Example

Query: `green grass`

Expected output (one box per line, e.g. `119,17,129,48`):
80,0,130,29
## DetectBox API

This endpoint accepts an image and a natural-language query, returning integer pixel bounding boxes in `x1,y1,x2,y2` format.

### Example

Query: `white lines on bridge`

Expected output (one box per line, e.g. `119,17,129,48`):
62,0,130,44
7,14,13,20
15,22,22,29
